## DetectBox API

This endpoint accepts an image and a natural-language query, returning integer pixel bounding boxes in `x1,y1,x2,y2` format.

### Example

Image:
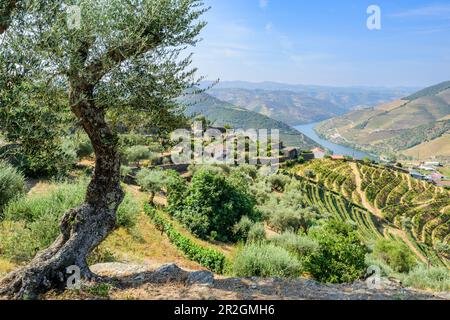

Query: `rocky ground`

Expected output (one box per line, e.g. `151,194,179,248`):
49,262,449,300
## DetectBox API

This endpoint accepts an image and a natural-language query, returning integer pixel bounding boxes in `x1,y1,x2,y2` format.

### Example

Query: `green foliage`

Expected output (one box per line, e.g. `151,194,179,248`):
175,169,256,242
0,160,25,213
2,180,86,223
249,179,272,205
267,174,292,192
119,133,150,148
233,243,301,278
271,232,319,259
116,192,140,229
231,164,258,180
0,80,75,177
232,216,254,242
136,169,168,194
303,169,315,179
188,164,230,177
120,165,133,181
166,170,188,215
145,205,227,273
259,190,319,233
85,283,113,298
404,80,450,101
305,220,368,283
0,180,139,262
373,239,417,273
246,222,266,244
402,265,450,292
124,145,152,166
73,132,94,159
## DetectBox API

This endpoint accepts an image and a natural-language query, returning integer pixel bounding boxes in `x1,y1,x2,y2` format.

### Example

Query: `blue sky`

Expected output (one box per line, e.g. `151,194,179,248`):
191,0,450,87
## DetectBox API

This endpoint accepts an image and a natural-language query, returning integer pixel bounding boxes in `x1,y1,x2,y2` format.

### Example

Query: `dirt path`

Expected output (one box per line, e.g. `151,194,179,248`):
349,163,428,264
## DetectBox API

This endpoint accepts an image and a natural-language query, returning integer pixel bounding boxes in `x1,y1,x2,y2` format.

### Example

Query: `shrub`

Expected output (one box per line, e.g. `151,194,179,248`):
402,265,450,292
305,220,368,283
231,164,258,180
267,174,292,192
75,136,94,159
0,160,25,214
268,207,304,233
247,223,266,244
136,168,168,203
145,205,227,273
187,164,229,177
233,243,301,278
2,180,86,223
0,179,139,262
249,179,272,205
434,241,450,258
303,169,315,179
120,165,133,181
124,145,152,166
176,170,256,242
373,239,417,273
260,192,318,233
166,170,188,215
271,232,319,258
116,192,140,229
232,216,254,241
119,133,149,148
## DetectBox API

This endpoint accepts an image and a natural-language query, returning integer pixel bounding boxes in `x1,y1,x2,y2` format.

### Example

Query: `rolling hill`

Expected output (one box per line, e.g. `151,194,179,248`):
202,81,417,126
183,92,319,149
206,88,347,125
315,81,450,160
292,159,450,268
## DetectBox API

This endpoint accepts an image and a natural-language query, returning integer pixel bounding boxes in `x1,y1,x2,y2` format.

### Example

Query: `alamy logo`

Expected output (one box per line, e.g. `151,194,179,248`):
366,265,382,289
66,265,81,290
367,5,381,30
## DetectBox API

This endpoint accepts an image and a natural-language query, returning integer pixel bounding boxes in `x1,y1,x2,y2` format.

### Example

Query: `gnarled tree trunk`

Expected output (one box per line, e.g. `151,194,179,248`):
0,84,124,299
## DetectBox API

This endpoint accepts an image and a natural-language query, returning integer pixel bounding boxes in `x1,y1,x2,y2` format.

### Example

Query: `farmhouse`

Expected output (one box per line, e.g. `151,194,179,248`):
282,147,299,160
311,147,326,159
331,155,345,160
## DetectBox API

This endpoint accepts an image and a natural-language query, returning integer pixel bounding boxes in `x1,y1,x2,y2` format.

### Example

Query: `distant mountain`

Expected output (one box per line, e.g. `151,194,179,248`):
202,81,417,118
183,92,319,149
315,81,450,160
206,88,347,126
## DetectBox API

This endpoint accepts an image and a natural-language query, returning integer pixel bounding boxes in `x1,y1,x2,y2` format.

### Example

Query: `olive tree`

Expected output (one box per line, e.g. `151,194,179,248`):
0,0,207,299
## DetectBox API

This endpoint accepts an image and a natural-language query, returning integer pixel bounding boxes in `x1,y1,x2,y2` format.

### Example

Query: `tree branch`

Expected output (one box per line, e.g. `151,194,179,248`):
86,28,163,84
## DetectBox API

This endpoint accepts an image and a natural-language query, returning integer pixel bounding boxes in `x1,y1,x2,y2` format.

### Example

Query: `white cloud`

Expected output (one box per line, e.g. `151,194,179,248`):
259,0,269,9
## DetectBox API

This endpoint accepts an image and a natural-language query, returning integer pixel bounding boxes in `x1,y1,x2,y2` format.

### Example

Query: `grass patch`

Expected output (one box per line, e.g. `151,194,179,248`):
0,179,140,263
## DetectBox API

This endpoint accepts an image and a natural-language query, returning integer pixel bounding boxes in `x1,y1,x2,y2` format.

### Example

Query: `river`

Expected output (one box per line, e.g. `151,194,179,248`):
294,122,377,160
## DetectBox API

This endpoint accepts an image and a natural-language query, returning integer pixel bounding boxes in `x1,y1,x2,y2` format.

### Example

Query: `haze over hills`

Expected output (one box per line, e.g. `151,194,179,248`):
183,92,319,149
315,81,450,160
206,88,347,126
202,81,418,125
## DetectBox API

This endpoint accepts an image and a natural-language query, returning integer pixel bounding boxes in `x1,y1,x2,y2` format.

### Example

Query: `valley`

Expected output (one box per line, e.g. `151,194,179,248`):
0,0,449,303
204,81,415,126
315,81,450,160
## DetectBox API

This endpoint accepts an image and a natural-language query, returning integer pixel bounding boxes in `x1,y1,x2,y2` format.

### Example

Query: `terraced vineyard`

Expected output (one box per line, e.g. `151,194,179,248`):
291,159,450,267
292,176,384,243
